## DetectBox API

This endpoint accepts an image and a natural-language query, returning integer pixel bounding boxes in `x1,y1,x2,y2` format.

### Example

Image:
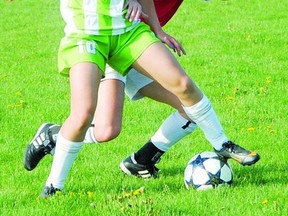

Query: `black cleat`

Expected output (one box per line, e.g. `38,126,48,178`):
215,141,260,166
40,184,61,198
119,153,159,179
23,123,60,171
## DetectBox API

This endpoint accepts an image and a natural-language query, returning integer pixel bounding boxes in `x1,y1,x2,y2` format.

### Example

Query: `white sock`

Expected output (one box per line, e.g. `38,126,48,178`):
151,112,197,152
183,95,228,150
50,125,97,156
45,134,83,190
84,126,98,144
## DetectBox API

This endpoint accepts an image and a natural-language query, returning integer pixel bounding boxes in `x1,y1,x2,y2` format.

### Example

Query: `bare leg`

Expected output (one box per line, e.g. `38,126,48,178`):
92,79,125,142
44,63,102,191
139,81,189,119
60,63,102,141
134,42,228,150
133,42,203,107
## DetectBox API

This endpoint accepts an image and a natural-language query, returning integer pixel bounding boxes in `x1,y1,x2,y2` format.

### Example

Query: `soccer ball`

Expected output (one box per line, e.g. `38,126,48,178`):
184,151,233,190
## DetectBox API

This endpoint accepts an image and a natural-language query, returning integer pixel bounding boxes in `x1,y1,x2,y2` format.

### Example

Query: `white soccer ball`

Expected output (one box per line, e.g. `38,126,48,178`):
184,151,233,190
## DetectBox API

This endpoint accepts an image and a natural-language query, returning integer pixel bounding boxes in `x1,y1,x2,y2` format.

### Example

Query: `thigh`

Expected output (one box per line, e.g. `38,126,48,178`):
139,81,189,119
61,62,102,141
133,42,187,88
69,63,102,115
140,81,181,109
133,42,203,107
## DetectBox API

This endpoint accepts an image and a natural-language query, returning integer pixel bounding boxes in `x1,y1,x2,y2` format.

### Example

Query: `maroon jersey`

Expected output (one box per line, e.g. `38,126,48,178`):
154,0,183,26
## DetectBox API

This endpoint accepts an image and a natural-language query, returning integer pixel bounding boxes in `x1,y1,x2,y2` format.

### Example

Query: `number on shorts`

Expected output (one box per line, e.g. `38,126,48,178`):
77,40,96,54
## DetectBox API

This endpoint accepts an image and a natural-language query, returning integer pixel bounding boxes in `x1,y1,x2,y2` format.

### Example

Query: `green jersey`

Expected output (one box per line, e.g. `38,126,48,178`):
61,0,140,35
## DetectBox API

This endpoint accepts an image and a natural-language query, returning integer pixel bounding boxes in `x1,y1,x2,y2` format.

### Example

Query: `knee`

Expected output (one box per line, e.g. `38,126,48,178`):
70,110,95,133
175,75,195,94
94,125,122,142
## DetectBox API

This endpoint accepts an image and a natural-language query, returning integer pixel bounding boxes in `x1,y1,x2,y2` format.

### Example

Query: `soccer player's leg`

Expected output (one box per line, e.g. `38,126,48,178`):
42,62,102,198
125,72,260,167
133,43,259,166
120,70,197,178
92,65,126,142
129,26,260,170
113,25,199,178
40,33,106,197
24,67,126,171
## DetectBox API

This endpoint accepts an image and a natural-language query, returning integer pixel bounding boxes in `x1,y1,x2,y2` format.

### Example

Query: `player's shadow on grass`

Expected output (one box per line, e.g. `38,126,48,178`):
161,162,288,186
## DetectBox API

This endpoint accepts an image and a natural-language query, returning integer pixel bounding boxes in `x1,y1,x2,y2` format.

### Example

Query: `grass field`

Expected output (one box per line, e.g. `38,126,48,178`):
0,0,287,215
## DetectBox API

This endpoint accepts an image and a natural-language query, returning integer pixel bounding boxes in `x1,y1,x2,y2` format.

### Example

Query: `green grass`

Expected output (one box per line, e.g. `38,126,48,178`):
0,0,287,215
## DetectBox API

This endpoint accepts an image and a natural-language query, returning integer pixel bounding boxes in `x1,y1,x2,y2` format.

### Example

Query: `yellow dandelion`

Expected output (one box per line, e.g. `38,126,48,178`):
123,192,131,198
262,199,268,205
118,192,131,200
259,87,266,93
265,77,272,83
87,191,94,198
7,100,27,109
132,187,144,196
266,125,275,134
247,127,255,132
246,34,251,41
226,96,234,101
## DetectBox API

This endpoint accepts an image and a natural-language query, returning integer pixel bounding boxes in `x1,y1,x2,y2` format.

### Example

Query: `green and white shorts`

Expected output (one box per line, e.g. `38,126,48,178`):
58,23,160,76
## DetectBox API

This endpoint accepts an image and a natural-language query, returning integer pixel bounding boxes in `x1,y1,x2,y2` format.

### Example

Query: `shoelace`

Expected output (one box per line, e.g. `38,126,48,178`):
222,141,237,153
41,130,55,154
48,129,57,145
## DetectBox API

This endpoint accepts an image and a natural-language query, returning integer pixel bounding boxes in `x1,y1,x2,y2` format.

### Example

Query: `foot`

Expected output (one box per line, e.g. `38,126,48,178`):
23,123,60,171
119,153,159,179
40,184,61,198
214,141,260,166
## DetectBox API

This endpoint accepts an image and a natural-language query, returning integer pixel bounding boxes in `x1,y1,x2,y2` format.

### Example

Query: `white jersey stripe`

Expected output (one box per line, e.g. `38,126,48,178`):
83,0,99,35
60,0,139,36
